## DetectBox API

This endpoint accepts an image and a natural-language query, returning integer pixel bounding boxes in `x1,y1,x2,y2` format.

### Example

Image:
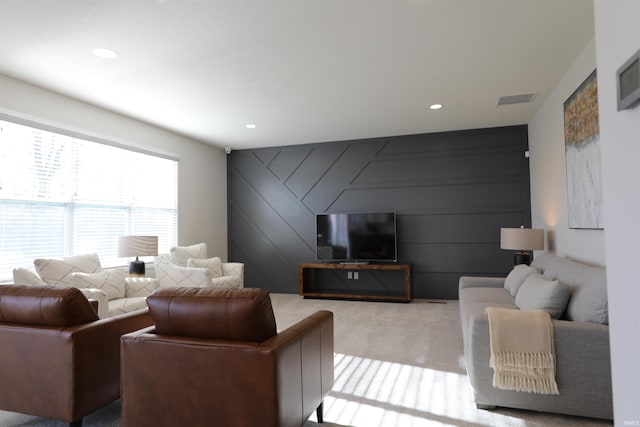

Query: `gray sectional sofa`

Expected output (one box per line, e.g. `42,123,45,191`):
458,252,612,420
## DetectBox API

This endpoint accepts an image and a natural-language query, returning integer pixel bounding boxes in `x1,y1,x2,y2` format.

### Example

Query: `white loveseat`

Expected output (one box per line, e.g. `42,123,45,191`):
154,243,244,289
11,244,244,318
12,253,157,319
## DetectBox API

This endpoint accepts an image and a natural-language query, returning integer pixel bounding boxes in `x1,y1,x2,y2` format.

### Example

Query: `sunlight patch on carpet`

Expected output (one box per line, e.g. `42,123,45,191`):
323,353,528,427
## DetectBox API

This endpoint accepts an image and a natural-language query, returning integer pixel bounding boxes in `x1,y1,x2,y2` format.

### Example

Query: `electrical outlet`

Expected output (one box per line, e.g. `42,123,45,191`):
354,272,359,280
347,272,353,279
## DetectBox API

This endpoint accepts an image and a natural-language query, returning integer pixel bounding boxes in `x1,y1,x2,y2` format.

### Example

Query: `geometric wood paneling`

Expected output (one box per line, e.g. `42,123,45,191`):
228,125,530,299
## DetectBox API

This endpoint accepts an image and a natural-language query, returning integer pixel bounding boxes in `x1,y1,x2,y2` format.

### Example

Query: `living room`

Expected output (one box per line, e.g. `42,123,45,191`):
0,1,638,426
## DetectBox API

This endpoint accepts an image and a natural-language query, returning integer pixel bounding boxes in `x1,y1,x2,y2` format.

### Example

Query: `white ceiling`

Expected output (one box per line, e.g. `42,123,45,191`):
0,0,594,150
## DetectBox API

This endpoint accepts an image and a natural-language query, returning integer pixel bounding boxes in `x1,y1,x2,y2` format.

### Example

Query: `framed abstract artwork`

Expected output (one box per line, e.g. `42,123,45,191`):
563,69,604,229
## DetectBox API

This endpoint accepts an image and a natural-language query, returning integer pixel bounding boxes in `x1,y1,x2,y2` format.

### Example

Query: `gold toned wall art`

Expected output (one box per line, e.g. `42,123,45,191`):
564,69,603,229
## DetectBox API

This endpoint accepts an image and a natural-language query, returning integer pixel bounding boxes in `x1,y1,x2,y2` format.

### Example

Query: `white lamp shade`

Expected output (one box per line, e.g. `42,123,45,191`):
118,236,158,257
500,228,544,251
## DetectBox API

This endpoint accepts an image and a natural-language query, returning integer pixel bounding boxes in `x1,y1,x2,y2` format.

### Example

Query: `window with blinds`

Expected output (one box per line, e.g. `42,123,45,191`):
0,119,178,281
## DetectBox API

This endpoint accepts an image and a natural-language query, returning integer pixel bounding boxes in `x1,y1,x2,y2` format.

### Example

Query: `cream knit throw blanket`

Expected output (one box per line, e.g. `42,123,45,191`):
486,307,559,394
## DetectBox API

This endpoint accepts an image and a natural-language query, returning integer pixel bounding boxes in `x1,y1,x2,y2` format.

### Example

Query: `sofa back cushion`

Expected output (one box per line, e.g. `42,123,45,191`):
34,253,102,286
0,285,99,326
531,252,608,324
147,287,276,342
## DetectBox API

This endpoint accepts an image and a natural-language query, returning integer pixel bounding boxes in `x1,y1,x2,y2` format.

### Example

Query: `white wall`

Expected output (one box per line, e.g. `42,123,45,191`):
528,38,606,266
594,1,640,424
0,74,229,260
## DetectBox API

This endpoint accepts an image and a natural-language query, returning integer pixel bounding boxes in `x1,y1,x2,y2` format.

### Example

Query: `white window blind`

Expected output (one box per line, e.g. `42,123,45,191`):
0,119,178,281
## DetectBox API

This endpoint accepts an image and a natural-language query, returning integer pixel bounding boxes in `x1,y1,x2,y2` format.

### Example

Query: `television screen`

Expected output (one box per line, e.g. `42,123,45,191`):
316,212,397,262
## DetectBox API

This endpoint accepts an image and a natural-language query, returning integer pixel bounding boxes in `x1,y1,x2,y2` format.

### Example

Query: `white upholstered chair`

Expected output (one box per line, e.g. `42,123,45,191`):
153,243,244,289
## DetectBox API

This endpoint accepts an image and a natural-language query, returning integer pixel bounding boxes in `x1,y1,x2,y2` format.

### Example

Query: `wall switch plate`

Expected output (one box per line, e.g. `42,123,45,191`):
347,272,353,279
354,272,359,279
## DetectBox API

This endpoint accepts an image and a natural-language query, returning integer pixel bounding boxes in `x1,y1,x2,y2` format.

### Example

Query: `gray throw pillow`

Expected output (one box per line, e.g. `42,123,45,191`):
515,273,570,319
504,264,538,296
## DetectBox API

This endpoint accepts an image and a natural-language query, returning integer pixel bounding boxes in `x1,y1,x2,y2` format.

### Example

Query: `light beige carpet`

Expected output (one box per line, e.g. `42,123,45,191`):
0,294,613,427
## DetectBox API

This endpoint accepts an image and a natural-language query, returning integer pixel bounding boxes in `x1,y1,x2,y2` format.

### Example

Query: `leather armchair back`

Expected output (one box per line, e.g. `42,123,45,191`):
147,287,276,340
0,284,99,325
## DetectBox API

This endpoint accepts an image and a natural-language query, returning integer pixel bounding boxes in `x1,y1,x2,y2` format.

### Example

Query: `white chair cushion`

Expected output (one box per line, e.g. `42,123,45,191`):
71,270,127,300
108,297,148,317
209,276,243,289
34,253,102,286
125,277,160,297
170,243,207,267
154,254,211,288
187,257,222,278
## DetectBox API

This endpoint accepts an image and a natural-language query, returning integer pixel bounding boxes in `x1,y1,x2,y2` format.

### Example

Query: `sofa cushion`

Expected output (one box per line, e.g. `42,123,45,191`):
34,253,102,286
124,277,160,297
504,264,538,296
187,257,223,278
532,252,608,324
71,270,127,300
0,285,99,326
147,287,276,341
170,243,207,267
515,273,570,319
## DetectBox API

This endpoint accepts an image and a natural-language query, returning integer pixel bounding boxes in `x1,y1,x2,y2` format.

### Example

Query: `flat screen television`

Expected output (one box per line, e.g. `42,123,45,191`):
316,212,397,263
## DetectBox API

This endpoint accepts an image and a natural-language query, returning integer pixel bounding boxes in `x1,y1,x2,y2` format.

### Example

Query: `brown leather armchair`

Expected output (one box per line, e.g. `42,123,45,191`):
0,285,152,427
121,287,334,427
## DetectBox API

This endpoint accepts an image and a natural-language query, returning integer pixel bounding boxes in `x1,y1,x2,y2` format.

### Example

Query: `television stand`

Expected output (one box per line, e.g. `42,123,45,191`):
298,262,411,302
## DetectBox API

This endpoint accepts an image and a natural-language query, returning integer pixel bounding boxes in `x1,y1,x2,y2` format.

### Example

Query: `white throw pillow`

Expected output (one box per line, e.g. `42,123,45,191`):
504,264,538,296
124,277,160,298
170,243,208,267
34,253,102,286
515,273,570,319
12,268,48,286
71,270,126,300
187,257,223,278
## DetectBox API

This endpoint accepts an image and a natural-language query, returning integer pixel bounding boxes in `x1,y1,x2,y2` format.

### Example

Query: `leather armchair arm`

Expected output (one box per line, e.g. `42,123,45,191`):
261,310,334,422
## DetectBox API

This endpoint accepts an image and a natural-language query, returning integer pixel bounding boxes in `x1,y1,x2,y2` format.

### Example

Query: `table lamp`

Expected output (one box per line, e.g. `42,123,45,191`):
500,226,544,265
118,236,158,276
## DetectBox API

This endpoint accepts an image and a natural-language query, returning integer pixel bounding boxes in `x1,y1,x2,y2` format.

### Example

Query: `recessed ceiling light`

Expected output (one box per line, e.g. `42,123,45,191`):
430,104,443,110
245,124,256,129
92,48,117,59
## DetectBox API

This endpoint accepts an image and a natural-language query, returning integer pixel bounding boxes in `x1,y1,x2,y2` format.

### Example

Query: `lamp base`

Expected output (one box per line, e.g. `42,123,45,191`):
129,258,146,276
514,251,531,266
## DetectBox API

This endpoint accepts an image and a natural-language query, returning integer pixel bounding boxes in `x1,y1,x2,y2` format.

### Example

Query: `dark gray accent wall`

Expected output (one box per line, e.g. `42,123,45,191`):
228,125,530,299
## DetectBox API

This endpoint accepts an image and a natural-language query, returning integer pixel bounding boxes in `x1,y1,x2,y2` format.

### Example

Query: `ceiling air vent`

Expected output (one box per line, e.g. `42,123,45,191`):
497,93,536,106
